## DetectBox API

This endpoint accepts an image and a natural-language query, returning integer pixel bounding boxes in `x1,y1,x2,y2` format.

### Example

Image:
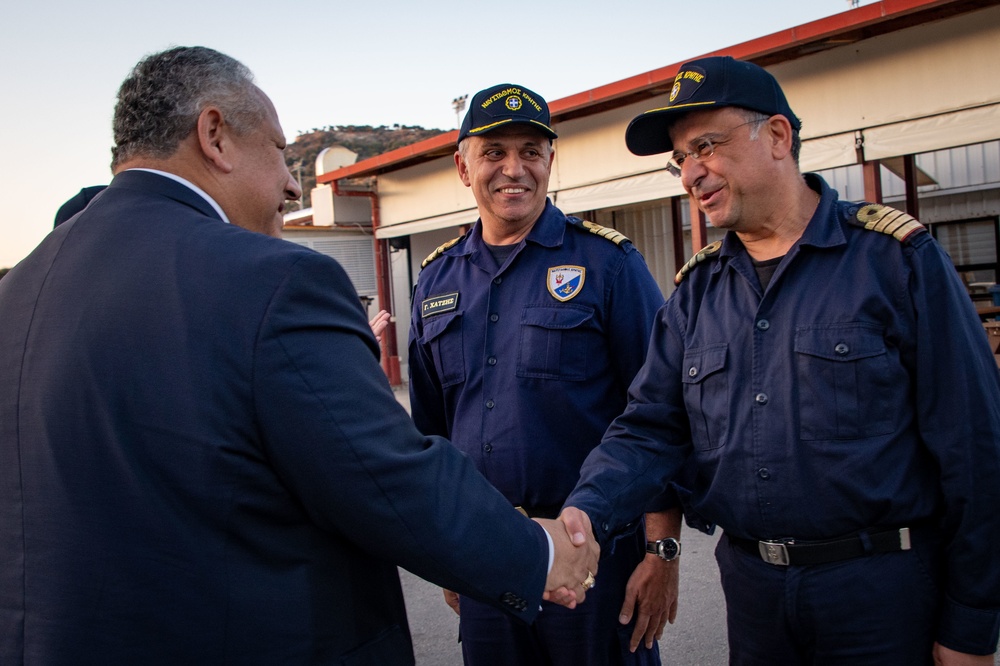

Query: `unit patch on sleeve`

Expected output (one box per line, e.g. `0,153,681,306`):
547,266,585,302
421,292,460,317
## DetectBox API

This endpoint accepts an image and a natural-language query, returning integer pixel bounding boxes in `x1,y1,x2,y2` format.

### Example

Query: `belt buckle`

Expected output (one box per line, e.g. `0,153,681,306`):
758,540,793,566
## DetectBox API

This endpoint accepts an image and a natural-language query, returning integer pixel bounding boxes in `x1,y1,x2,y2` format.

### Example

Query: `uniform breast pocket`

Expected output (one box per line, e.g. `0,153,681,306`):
681,344,729,451
794,323,894,440
422,311,466,388
516,305,596,381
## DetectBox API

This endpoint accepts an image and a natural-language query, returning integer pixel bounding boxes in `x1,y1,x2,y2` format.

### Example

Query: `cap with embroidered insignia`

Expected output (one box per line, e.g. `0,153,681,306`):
458,83,558,145
624,56,801,156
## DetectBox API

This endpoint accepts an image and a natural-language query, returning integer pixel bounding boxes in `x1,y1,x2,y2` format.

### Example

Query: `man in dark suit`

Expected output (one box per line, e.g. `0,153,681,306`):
0,46,597,665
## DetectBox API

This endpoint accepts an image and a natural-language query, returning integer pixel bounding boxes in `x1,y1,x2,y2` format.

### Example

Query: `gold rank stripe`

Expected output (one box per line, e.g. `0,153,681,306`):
421,236,463,269
674,240,723,285
855,204,925,242
581,220,630,246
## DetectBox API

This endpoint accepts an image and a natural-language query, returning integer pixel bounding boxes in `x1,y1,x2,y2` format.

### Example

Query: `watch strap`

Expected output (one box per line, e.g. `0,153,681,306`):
646,537,681,560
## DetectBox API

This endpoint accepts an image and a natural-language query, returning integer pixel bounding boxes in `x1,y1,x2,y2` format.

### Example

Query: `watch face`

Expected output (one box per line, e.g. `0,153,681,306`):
659,539,679,560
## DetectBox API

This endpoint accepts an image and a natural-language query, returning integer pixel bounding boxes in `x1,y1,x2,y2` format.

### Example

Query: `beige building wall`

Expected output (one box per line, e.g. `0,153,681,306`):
373,5,1000,377
375,5,1000,242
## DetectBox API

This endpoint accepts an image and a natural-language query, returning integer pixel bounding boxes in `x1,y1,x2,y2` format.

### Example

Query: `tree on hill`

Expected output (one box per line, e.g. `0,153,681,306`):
285,125,445,202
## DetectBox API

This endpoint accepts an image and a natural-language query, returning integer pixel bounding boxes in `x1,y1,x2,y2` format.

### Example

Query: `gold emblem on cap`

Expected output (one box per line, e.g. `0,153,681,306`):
670,81,681,102
506,95,522,111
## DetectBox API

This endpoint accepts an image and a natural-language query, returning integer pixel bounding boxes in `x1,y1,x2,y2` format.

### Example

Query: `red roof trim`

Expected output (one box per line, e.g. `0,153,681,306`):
317,0,975,184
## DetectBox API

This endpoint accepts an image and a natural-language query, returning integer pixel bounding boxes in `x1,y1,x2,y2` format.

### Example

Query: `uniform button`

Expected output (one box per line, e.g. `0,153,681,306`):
688,366,699,378
835,342,850,355
486,399,495,409
602,522,610,532
490,313,499,323
758,468,771,480
756,319,770,331
484,443,493,453
755,393,768,405
494,277,503,285
487,356,497,366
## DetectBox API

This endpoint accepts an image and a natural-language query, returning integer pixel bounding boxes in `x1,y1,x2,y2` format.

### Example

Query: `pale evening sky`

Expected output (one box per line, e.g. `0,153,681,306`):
0,0,877,268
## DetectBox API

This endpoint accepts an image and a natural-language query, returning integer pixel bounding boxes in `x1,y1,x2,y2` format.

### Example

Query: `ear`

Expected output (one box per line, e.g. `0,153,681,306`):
197,106,235,173
455,150,472,187
766,115,794,160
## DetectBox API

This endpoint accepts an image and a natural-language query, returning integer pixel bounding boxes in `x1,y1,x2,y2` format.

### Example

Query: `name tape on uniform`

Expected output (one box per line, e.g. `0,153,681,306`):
422,292,459,317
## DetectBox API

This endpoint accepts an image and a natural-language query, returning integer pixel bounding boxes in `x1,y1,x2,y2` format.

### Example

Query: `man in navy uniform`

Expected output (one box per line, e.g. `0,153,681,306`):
409,83,682,665
562,55,1000,664
0,47,598,665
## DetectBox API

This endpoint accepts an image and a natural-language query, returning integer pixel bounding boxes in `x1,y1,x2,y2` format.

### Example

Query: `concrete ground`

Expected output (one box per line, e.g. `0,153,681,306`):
391,382,728,664
400,528,728,665
390,383,1000,665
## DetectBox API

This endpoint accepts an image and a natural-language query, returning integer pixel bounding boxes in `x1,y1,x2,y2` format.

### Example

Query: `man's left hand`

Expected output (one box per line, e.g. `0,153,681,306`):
619,554,679,652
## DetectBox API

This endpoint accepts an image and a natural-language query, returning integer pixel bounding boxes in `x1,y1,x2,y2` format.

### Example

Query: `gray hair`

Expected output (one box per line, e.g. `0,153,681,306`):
111,46,265,170
734,107,801,165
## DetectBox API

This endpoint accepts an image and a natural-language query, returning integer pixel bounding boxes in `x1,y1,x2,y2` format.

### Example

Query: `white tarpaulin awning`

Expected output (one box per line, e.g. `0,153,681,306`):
863,104,1000,161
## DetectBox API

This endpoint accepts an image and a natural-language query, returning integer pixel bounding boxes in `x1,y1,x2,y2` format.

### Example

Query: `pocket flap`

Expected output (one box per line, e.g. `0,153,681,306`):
422,310,462,342
682,344,727,384
794,324,886,362
520,305,594,329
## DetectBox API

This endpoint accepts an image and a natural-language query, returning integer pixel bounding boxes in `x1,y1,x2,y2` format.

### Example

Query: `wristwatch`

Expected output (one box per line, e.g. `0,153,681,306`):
646,537,682,561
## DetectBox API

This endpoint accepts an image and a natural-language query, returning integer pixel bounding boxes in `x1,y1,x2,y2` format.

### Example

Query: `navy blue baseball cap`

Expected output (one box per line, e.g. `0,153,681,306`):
458,83,558,145
625,56,801,156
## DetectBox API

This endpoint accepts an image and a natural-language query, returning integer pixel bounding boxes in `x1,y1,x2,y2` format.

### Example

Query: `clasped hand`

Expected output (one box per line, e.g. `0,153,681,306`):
535,507,599,608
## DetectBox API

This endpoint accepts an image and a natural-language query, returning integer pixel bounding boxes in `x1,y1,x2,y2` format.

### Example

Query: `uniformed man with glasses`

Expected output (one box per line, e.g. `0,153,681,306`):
561,55,1000,665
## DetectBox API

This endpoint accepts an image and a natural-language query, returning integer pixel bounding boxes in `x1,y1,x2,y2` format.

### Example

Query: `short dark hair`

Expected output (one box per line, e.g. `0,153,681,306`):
111,46,264,170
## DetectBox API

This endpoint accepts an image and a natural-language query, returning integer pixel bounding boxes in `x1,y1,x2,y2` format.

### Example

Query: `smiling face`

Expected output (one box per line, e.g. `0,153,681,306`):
668,107,777,233
456,125,554,241
223,90,302,237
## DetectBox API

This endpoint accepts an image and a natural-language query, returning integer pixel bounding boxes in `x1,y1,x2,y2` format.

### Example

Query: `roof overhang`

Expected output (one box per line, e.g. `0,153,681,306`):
317,0,997,185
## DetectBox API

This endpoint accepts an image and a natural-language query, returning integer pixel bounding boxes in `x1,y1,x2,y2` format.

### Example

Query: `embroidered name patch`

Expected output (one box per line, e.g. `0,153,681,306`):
421,292,459,317
547,266,585,302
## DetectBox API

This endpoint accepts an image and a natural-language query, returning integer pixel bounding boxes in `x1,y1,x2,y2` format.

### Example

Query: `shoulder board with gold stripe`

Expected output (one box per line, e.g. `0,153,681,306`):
574,219,631,246
851,204,926,243
674,240,723,285
421,236,464,269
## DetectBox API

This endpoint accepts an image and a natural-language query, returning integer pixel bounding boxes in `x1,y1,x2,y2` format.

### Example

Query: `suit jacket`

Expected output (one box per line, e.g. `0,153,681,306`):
0,170,548,665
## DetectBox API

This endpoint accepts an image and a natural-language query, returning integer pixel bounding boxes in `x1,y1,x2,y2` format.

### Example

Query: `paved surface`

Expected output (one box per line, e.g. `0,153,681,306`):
390,384,1000,665
391,383,728,664
400,527,728,665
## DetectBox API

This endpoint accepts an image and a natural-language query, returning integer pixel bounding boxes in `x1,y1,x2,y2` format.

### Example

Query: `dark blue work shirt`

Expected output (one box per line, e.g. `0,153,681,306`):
409,200,664,510
568,175,1000,651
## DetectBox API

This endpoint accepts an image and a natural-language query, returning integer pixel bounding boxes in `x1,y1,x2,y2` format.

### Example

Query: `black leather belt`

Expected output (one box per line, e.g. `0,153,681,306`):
514,504,562,520
727,526,916,566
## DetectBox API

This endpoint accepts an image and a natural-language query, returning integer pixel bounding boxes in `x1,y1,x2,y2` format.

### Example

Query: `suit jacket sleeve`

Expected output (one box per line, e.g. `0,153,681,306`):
252,252,547,620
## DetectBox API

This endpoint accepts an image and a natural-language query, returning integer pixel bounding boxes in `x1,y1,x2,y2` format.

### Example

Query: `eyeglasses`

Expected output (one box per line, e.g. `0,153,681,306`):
665,118,768,177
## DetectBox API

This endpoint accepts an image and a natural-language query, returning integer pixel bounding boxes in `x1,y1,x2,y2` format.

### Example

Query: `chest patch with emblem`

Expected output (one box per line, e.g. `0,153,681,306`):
547,266,586,302
422,291,459,317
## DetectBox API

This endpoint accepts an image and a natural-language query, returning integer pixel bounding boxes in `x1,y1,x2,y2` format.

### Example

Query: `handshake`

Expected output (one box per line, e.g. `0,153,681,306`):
535,507,600,609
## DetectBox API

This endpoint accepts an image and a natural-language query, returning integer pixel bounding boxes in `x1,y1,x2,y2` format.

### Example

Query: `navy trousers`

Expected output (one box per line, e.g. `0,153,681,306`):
457,526,661,665
716,531,942,665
